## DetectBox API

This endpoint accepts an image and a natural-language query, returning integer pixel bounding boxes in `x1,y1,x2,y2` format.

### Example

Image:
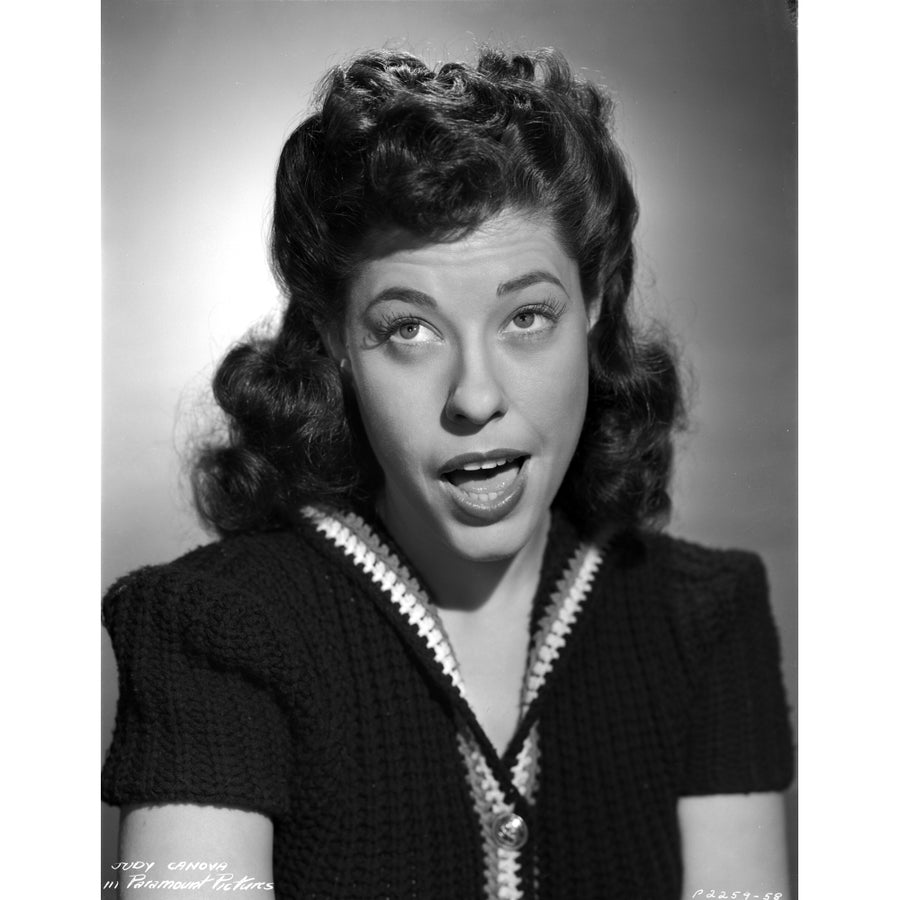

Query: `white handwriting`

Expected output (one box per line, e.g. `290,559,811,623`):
168,861,228,872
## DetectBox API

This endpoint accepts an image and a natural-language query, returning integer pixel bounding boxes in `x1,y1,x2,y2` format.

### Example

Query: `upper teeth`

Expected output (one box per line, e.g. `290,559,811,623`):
461,458,510,471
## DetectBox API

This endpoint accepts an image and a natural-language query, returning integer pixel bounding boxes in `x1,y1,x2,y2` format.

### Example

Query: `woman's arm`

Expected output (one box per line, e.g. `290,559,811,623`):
118,803,274,898
678,791,790,900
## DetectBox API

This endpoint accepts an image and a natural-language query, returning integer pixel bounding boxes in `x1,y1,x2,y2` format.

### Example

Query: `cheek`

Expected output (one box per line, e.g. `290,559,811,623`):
350,360,437,466
510,339,590,445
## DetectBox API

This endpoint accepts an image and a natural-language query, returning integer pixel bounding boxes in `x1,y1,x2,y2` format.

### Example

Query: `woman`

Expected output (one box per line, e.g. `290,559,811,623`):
102,48,793,899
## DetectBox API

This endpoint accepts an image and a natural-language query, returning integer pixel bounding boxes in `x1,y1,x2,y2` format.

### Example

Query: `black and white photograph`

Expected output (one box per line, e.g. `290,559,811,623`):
98,1,800,897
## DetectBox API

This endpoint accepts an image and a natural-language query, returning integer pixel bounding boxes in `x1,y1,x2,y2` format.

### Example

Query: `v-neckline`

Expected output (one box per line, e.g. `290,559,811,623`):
299,504,605,789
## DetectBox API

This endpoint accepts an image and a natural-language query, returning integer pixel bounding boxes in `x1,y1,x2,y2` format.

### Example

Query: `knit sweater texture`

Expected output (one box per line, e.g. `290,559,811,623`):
102,506,794,899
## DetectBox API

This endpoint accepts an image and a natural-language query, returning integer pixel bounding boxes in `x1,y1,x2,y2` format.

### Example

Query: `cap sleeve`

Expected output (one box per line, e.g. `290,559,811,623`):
101,566,293,818
679,552,795,796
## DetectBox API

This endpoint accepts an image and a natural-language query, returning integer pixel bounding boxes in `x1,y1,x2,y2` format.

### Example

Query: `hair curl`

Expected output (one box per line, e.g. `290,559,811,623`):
192,47,684,537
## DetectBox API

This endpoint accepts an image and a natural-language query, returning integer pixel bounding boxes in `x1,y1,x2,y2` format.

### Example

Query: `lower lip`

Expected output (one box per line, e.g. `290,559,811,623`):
439,459,528,524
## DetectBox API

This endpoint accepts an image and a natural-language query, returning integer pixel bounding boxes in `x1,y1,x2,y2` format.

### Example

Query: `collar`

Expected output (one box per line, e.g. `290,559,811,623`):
299,504,606,900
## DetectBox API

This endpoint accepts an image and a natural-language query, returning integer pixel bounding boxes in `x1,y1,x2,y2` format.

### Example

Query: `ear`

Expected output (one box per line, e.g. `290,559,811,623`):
318,322,354,386
585,294,602,332
318,321,348,363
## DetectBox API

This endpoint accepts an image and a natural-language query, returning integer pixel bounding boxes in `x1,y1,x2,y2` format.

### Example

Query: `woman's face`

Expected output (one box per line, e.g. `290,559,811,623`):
337,210,593,563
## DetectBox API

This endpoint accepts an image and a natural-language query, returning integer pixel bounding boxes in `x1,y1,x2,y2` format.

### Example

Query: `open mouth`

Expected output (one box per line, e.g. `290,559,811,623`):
442,455,526,500
439,452,530,522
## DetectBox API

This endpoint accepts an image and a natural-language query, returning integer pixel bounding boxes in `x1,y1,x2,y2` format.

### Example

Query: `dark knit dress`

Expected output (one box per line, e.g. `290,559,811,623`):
102,506,794,899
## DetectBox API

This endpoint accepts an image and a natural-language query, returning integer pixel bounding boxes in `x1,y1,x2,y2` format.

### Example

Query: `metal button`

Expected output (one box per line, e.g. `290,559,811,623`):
490,812,528,850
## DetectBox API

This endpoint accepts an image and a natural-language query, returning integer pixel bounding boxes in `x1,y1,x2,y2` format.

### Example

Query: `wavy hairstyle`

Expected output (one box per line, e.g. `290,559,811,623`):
192,47,684,537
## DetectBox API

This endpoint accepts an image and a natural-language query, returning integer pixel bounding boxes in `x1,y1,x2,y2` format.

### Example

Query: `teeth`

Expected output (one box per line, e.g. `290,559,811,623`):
460,457,509,472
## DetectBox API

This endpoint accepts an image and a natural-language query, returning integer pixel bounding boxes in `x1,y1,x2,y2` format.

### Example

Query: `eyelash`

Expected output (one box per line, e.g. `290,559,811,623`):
373,298,566,343
372,312,427,343
510,298,566,330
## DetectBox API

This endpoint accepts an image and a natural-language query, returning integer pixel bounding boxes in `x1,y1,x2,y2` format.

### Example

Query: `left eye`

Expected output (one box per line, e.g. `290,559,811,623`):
505,306,558,335
396,322,422,340
511,311,536,329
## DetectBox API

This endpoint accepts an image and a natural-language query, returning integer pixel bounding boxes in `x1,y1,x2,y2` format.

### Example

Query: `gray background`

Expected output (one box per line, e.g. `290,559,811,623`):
102,0,797,891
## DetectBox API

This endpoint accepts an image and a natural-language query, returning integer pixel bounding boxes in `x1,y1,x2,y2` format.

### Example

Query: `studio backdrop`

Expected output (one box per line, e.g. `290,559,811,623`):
102,0,797,890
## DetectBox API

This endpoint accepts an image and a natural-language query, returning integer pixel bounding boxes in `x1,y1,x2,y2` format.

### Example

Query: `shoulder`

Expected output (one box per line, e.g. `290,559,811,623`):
110,527,314,589
102,523,344,674
105,522,337,609
602,528,772,643
101,531,311,814
606,527,764,591
633,529,763,586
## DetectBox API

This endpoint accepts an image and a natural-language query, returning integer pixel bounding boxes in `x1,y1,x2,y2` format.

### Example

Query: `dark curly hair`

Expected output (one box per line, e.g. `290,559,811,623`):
192,47,684,537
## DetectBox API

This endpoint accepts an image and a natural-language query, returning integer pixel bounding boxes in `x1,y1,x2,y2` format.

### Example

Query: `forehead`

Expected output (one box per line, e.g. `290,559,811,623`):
348,212,579,300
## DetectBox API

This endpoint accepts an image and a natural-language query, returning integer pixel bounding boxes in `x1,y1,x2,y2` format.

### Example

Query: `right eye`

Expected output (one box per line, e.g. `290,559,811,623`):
382,317,440,345
394,321,423,341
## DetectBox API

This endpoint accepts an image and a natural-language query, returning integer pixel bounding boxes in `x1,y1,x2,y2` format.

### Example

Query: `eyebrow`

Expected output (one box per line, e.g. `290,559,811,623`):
364,288,437,315
496,270,568,297
363,269,568,313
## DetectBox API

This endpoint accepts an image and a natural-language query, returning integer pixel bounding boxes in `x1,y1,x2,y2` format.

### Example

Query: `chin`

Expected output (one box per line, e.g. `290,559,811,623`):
381,481,551,569
438,513,540,564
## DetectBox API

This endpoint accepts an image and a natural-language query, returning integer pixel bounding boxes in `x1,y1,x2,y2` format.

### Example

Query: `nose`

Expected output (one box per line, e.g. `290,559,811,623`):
443,343,508,426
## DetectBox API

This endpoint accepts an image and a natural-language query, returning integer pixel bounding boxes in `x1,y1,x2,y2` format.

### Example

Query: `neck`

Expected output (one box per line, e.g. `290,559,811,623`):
378,505,552,614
